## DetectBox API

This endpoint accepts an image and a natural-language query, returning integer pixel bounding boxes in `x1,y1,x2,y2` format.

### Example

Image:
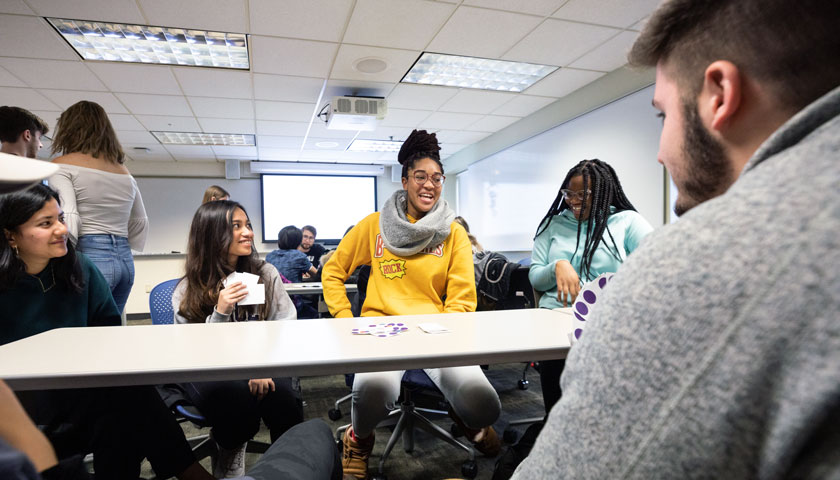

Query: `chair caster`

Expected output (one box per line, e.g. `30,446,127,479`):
461,460,478,478
503,428,518,444
517,379,529,390
450,422,463,438
328,408,343,421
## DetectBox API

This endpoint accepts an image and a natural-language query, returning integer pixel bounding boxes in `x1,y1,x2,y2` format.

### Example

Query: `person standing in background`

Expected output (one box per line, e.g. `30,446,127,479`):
0,106,49,159
47,101,147,314
202,185,229,203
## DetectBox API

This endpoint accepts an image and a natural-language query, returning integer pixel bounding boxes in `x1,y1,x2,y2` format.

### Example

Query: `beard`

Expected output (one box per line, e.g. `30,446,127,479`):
673,101,732,216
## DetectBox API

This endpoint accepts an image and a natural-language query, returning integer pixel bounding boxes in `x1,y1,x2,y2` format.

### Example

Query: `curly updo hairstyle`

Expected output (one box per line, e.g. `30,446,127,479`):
397,129,443,178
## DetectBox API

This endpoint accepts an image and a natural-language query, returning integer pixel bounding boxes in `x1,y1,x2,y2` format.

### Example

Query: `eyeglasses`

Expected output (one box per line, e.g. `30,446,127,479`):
411,171,445,187
560,189,590,201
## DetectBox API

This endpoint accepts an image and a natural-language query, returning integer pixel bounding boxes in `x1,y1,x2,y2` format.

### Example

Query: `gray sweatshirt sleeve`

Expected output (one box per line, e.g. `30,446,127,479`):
171,278,231,324
262,264,297,320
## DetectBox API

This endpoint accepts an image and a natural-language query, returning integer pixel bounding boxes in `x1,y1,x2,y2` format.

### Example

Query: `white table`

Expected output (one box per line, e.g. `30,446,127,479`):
0,309,572,391
284,282,357,295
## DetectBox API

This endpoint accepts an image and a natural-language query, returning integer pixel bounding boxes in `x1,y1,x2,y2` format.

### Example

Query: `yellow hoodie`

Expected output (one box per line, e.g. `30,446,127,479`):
322,211,477,317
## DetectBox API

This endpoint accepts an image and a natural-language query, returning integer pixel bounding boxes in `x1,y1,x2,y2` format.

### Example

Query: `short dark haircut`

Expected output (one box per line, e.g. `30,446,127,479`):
0,106,49,143
278,225,303,250
398,129,443,179
628,0,840,112
301,225,316,237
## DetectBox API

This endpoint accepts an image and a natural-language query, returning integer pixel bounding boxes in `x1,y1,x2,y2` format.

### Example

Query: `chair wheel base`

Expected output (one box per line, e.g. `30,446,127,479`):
517,379,529,390
450,422,463,438
328,408,343,421
503,429,518,444
461,460,478,478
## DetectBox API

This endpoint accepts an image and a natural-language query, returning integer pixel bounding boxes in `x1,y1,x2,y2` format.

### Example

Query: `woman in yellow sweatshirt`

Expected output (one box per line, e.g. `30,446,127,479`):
322,130,501,479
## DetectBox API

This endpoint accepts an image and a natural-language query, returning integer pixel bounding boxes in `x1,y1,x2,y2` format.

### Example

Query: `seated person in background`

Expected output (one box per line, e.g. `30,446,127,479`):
529,159,652,415
454,215,484,253
172,200,302,477
266,225,318,283
0,184,212,480
201,184,229,203
322,129,501,479
513,0,840,478
298,224,326,269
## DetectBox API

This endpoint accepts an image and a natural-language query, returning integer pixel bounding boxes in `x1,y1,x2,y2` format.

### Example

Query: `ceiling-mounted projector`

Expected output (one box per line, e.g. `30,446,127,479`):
326,96,387,131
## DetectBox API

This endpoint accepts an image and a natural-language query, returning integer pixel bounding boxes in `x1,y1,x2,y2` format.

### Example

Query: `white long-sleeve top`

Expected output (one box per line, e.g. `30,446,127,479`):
48,164,148,251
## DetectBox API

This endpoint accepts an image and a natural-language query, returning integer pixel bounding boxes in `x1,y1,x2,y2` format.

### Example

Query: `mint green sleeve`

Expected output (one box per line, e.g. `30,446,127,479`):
529,220,558,292
623,212,655,254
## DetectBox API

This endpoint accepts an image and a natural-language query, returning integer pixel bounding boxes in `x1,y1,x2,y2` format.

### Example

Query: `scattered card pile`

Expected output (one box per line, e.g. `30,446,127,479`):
223,272,266,305
352,322,409,337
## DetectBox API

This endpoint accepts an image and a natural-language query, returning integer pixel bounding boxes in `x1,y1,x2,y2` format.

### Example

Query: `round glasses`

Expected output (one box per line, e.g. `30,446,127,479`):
560,189,590,201
411,171,445,187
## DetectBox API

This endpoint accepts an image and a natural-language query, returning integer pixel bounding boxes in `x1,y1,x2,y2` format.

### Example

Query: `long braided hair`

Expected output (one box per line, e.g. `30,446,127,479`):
398,129,443,178
534,159,637,282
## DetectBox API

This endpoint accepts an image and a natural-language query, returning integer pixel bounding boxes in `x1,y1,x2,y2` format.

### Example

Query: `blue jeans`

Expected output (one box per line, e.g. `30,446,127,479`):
77,234,134,313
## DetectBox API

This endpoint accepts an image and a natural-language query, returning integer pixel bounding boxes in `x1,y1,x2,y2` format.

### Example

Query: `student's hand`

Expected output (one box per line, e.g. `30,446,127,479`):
248,378,275,399
217,282,248,315
555,260,581,307
302,272,310,279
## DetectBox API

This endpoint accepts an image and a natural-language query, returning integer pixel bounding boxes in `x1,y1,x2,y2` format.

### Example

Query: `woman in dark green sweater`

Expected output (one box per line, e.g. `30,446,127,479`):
0,184,213,480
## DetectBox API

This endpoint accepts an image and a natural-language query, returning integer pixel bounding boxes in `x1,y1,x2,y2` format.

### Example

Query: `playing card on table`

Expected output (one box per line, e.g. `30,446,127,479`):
352,322,409,337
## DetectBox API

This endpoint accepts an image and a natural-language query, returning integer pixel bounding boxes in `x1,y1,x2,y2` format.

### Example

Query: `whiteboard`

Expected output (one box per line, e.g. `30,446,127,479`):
457,85,663,252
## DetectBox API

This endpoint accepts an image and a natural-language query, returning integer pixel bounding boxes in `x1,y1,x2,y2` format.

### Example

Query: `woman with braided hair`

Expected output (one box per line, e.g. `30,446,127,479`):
529,159,653,413
323,129,501,479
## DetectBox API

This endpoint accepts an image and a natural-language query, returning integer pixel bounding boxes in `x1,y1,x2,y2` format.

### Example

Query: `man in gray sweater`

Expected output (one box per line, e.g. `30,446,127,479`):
513,0,840,478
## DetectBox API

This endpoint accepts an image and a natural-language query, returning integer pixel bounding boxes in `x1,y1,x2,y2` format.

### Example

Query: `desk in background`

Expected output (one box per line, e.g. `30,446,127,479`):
0,309,572,391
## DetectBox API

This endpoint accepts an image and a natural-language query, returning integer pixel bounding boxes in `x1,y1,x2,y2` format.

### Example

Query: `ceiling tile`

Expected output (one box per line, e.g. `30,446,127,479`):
253,75,326,103
212,145,258,157
0,66,25,87
524,67,605,97
115,130,158,144
303,137,351,151
198,118,255,134
427,6,543,58
0,1,34,14
188,97,254,119
135,114,201,131
163,145,216,161
628,16,648,32
0,15,76,60
356,126,413,141
433,130,490,144
116,93,193,116
172,68,252,99
343,0,455,50
551,0,660,28
386,84,459,110
27,0,145,24
256,135,304,149
138,0,249,32
87,63,181,95
0,87,61,111
418,112,483,130
256,147,300,160
255,100,316,122
330,44,420,83
491,94,555,116
2,58,107,91
324,79,395,101
38,90,128,114
251,36,338,77
439,143,466,156
29,110,63,129
503,19,618,66
250,0,354,42
107,114,145,131
306,122,362,140
465,114,519,132
379,108,430,128
123,144,173,162
256,120,310,136
462,0,565,16
568,31,639,72
438,89,518,115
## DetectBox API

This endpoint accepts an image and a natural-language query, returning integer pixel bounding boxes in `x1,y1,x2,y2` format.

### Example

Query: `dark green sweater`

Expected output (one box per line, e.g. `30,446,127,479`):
0,254,121,346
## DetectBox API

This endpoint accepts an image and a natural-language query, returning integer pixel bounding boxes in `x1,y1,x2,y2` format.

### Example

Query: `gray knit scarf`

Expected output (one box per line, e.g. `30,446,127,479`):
379,190,455,256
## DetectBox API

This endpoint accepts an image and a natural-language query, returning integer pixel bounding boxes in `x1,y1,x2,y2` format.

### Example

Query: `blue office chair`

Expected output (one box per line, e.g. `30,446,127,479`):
336,370,478,480
149,279,270,464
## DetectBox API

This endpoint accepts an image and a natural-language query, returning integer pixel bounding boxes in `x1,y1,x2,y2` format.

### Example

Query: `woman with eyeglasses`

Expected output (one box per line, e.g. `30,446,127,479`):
322,129,501,479
529,158,653,414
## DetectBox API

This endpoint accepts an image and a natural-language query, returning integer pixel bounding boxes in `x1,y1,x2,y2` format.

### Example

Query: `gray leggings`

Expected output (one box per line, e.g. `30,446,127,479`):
351,366,501,438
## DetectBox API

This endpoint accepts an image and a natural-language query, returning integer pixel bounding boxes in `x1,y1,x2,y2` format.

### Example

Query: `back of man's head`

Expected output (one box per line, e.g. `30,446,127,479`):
629,0,840,113
0,106,49,143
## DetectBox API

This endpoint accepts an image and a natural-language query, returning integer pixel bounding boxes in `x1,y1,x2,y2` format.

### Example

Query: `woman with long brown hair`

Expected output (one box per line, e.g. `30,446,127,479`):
48,100,147,314
172,199,302,477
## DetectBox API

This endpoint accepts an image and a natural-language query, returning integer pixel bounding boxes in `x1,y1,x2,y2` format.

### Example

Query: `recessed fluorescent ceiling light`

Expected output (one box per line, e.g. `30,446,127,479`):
347,139,403,153
152,132,255,146
402,52,557,92
47,18,249,69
